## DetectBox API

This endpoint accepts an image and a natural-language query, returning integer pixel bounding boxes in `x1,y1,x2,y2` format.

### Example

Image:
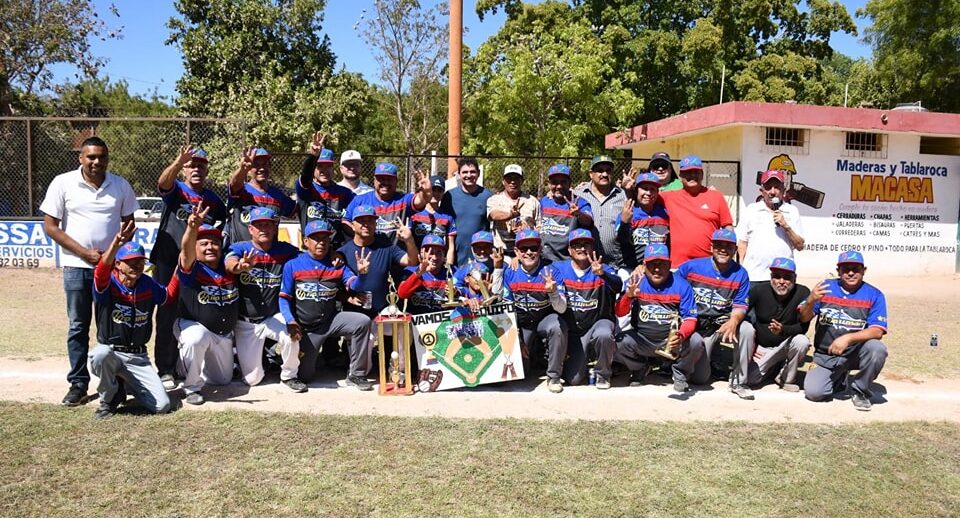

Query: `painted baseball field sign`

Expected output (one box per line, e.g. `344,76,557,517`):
411,303,524,391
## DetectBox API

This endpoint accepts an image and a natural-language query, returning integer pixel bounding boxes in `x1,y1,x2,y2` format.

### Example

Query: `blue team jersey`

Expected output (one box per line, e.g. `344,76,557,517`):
225,182,294,244
93,270,170,347
152,180,226,262
296,179,354,246
624,274,697,344
812,279,888,356
503,261,565,328
616,205,669,268
409,209,457,248
225,241,299,319
400,266,451,315
344,191,416,239
675,257,750,323
279,252,361,330
177,260,239,336
552,260,621,335
538,195,593,263
339,236,408,315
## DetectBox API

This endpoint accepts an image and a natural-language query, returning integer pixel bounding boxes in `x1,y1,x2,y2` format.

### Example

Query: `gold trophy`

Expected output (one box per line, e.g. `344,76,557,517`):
375,279,414,395
442,264,462,308
469,263,500,306
655,315,680,361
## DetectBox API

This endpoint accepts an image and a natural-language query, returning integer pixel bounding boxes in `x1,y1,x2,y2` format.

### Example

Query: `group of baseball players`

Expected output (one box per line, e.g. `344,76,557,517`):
41,134,890,419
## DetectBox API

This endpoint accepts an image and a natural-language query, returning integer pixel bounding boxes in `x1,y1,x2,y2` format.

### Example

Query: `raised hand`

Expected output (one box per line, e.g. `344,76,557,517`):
415,169,431,194
568,195,581,217
543,268,557,294
187,203,210,229
809,280,829,303
117,219,137,243
308,131,326,156
767,319,783,335
589,250,604,276
330,251,346,268
397,220,413,242
510,199,523,219
620,198,635,223
491,247,504,268
235,249,256,273
625,273,640,297
620,167,638,190
355,247,371,274
417,248,431,274
175,145,196,167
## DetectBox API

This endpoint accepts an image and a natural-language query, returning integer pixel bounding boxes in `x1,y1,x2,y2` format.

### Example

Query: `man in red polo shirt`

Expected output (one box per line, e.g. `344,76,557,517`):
659,155,734,265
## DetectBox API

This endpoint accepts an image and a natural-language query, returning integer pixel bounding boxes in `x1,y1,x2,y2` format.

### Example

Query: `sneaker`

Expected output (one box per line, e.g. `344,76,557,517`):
595,375,611,390
672,379,689,393
629,365,651,387
851,390,872,411
547,377,563,394
345,375,373,391
730,384,755,400
184,392,205,405
282,378,308,393
780,383,801,393
160,374,176,391
92,403,116,420
61,385,86,407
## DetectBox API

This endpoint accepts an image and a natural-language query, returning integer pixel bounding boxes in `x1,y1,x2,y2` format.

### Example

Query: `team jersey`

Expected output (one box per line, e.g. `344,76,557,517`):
151,180,226,263
675,257,750,329
344,191,416,240
296,179,354,247
279,252,361,331
397,267,452,315
503,261,565,328
225,241,299,320
339,236,408,315
622,274,697,345
409,209,457,249
225,182,296,245
812,279,888,356
538,195,593,263
177,260,239,336
616,205,669,269
93,261,178,347
552,260,622,335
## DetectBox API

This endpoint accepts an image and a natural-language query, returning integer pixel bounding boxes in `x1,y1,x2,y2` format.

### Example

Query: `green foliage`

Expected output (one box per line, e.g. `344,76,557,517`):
859,0,960,112
51,77,175,117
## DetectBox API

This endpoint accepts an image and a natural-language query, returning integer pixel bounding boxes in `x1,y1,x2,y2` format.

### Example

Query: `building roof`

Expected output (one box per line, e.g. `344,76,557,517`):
606,101,960,150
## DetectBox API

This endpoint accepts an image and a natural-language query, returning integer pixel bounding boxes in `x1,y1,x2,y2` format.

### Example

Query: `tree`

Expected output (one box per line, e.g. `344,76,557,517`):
363,0,449,155
464,1,643,156
859,0,960,112
0,0,122,114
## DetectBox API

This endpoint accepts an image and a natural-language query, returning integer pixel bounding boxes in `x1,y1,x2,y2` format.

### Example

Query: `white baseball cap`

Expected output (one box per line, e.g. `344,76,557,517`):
340,150,362,164
503,164,523,177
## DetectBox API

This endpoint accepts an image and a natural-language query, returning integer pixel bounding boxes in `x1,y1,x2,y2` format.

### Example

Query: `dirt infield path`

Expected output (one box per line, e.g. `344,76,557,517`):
3,357,958,423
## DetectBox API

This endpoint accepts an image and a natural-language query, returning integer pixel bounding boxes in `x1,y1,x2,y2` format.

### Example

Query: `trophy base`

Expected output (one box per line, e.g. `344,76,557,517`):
379,382,414,396
442,301,462,308
654,349,678,361
482,295,501,306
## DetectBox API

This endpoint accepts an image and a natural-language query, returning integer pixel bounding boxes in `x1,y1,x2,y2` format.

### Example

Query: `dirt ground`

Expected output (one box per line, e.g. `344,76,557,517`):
1,268,958,422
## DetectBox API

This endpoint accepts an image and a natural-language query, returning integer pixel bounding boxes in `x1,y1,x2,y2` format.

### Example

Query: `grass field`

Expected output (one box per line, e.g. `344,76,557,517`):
0,402,958,516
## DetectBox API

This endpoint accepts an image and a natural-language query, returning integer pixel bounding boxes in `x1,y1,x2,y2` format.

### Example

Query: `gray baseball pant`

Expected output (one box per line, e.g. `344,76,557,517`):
563,319,616,384
89,344,170,414
614,330,705,384
804,339,887,401
519,313,567,381
298,311,372,382
734,325,810,386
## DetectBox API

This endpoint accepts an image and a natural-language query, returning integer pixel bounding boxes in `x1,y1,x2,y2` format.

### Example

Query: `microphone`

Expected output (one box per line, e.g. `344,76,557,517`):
770,196,782,226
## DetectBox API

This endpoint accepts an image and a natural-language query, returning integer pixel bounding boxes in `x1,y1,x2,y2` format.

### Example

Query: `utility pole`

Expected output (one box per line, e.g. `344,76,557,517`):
447,0,462,178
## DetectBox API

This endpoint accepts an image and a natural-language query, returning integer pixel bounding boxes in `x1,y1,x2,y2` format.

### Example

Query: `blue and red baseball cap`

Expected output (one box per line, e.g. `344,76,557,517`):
711,228,737,244
351,205,378,221
421,234,445,248
568,228,594,244
116,242,146,261
197,224,222,240
471,231,494,245
248,206,278,224
252,147,271,159
679,155,703,172
317,148,335,164
635,172,661,187
515,229,541,246
374,162,398,177
547,164,571,178
837,250,864,265
769,257,796,273
304,220,334,237
644,243,670,263
189,148,209,163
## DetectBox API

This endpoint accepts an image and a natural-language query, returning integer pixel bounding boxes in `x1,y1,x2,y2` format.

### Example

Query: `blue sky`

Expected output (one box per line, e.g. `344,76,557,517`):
50,0,873,100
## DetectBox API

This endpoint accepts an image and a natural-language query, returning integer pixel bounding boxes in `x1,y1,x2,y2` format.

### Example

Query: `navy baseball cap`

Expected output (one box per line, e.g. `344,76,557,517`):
351,205,378,221
374,162,398,177
429,175,445,189
252,147,271,159
769,257,796,272
421,234,445,248
635,172,661,187
644,244,670,263
837,250,864,265
711,228,737,244
568,229,593,244
116,242,146,261
471,231,494,245
304,220,334,237
197,224,222,240
317,148,335,164
189,149,209,163
547,164,571,178
248,206,278,223
649,152,672,169
679,155,703,171
515,229,541,245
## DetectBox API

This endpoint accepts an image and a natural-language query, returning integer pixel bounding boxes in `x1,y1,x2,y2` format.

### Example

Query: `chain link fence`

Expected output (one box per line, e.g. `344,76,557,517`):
0,117,741,221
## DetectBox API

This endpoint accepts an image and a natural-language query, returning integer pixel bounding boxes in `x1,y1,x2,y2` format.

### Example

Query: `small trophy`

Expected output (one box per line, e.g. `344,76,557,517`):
469,263,500,306
655,315,680,361
442,264,462,308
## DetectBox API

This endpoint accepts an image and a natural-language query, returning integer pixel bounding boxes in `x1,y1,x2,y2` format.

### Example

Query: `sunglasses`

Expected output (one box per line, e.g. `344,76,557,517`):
517,244,540,252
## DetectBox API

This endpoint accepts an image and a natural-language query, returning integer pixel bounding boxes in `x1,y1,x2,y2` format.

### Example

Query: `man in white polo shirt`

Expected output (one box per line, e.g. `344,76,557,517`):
736,169,805,287
41,137,137,407
337,149,374,195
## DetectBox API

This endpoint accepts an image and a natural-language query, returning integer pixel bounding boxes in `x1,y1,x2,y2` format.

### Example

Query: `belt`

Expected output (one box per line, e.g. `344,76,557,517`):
238,315,268,324
111,344,147,354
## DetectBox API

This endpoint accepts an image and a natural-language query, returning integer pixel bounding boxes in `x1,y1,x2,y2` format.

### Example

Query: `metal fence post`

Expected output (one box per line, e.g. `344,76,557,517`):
26,119,33,215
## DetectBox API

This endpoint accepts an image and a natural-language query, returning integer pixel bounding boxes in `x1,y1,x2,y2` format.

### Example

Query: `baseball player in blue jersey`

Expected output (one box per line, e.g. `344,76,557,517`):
539,164,594,263
397,234,457,314
800,250,888,411
297,132,355,248
226,146,297,245
453,231,504,304
616,172,670,269
342,162,432,242
676,229,753,398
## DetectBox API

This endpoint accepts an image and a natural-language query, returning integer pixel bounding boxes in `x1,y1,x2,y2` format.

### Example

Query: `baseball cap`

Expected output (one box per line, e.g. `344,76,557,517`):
567,229,594,244
351,205,378,221
116,242,146,261
248,207,278,224
471,231,494,246
374,162,398,177
711,228,737,244
340,150,362,164
760,170,786,184
769,257,796,273
590,155,615,170
547,164,570,177
503,164,523,177
252,147,271,159
429,175,445,189
197,224,222,240
837,250,864,265
304,220,334,237
679,155,703,171
316,148,335,164
635,172,661,187
644,244,670,263
649,152,672,170
189,148,209,163
515,229,541,246
421,234,445,248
